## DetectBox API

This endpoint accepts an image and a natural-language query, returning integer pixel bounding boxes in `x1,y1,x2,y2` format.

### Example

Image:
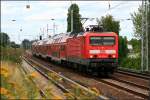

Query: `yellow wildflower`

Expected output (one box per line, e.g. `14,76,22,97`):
0,87,8,95
8,81,18,89
29,71,39,78
0,87,14,99
1,67,9,77
90,87,100,96
4,93,15,99
54,95,63,99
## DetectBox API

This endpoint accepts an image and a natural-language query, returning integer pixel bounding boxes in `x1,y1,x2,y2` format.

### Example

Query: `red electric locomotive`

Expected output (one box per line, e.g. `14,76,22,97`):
32,25,118,74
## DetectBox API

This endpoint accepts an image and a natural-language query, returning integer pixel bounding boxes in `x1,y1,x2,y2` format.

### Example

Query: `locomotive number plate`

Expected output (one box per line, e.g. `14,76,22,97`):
100,50,105,53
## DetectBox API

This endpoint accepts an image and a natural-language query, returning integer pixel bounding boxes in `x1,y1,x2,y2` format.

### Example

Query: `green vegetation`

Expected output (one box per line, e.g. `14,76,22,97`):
97,15,120,35
0,32,10,47
118,36,128,64
0,32,33,63
1,46,24,63
131,6,143,39
131,1,150,70
131,1,150,39
0,32,20,48
10,41,20,48
21,39,31,50
67,3,84,34
128,38,141,53
120,57,141,70
1,61,41,99
0,32,23,63
120,38,141,70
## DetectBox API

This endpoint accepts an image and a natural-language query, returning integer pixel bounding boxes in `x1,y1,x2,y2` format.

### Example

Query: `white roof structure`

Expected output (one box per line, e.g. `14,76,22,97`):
45,38,53,44
32,42,37,45
32,33,70,45
51,33,69,43
36,40,43,45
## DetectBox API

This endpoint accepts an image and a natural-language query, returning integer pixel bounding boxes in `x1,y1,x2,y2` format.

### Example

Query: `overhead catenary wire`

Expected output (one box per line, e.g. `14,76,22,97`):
84,1,130,26
101,1,129,17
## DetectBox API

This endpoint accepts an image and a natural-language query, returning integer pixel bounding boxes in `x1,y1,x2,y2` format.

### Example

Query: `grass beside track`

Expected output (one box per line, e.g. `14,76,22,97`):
0,61,42,99
1,47,24,63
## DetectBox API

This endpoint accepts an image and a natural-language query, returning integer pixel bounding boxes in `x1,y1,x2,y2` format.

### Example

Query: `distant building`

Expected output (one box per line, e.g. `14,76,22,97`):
127,44,133,53
127,44,139,58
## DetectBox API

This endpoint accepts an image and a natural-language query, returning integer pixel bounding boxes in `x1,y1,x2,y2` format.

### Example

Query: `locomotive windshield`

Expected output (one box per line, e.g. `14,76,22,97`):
90,36,115,45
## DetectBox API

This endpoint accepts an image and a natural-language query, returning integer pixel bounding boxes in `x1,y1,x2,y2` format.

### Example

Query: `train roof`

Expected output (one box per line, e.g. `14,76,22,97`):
45,38,53,44
32,42,37,45
32,31,118,45
32,32,70,45
51,32,70,43
37,40,43,45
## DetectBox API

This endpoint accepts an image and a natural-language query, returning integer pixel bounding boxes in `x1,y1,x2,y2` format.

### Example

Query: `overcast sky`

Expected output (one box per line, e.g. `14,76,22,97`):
1,1,141,44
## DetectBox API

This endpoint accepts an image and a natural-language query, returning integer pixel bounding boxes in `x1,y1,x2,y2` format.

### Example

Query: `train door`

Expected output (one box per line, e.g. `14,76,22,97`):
60,44,66,60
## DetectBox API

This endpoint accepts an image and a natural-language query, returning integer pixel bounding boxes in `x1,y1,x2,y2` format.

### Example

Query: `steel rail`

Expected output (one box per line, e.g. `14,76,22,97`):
111,76,150,91
97,79,149,99
117,69,150,80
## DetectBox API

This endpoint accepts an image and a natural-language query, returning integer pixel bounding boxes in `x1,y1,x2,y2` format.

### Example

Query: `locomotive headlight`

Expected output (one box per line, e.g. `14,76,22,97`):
90,55,93,58
112,55,116,58
106,50,116,54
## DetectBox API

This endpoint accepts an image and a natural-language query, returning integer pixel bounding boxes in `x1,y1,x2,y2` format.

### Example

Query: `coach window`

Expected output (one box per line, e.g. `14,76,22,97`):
61,45,65,51
48,46,50,50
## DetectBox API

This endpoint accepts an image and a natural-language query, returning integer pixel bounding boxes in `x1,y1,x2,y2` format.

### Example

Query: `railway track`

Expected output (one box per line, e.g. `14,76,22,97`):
117,68,150,80
96,78,149,99
23,57,71,94
20,59,47,98
95,73,149,99
111,75,149,90
22,56,108,100
24,54,150,99
94,70,150,99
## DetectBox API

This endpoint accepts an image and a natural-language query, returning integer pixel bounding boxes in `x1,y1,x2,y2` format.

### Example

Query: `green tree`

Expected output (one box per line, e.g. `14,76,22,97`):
131,2,150,39
118,36,128,63
67,3,83,34
97,15,120,35
128,38,141,53
131,5,143,39
0,32,10,47
10,41,20,48
131,1,150,69
21,39,31,49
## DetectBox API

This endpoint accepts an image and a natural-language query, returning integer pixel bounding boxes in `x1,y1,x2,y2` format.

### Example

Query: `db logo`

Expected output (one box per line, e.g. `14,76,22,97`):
100,50,105,53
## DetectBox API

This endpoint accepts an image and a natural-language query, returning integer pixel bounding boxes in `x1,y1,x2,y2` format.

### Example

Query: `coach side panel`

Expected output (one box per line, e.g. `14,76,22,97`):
66,36,86,64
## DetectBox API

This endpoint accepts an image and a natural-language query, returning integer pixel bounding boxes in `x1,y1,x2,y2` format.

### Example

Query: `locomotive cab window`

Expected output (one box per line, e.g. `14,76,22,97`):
90,36,115,45
103,37,115,45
